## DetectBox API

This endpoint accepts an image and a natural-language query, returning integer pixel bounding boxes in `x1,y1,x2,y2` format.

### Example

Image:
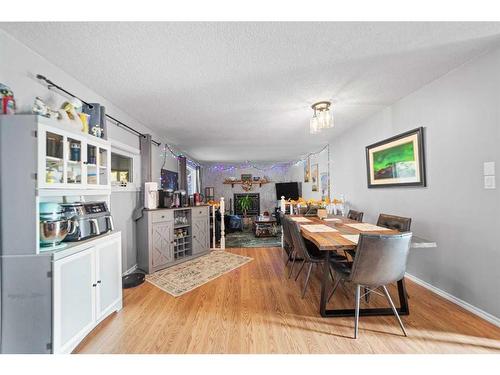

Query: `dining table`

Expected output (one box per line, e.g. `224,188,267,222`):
289,214,433,318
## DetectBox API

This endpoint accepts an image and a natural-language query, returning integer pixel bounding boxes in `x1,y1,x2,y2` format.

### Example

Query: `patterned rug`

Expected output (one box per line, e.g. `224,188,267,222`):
225,229,282,248
146,251,253,297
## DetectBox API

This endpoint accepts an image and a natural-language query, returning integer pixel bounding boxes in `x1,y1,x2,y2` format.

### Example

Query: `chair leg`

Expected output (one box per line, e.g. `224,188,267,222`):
284,248,292,267
381,285,408,337
301,263,314,298
288,250,297,278
328,265,335,283
294,259,307,281
354,284,361,339
364,287,371,303
327,277,341,303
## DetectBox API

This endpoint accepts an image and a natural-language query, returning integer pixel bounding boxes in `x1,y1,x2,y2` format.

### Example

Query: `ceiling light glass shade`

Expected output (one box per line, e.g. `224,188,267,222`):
318,108,333,129
310,101,334,133
310,115,320,134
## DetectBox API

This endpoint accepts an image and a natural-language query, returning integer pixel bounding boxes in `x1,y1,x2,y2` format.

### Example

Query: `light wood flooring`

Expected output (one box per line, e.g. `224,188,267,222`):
75,248,500,354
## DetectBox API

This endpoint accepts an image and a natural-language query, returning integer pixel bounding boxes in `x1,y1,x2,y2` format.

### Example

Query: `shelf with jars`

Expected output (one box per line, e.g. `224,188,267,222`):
33,115,111,190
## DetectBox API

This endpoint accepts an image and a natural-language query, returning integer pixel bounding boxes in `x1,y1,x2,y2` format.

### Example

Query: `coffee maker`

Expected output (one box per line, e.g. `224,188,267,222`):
158,189,174,208
144,182,158,209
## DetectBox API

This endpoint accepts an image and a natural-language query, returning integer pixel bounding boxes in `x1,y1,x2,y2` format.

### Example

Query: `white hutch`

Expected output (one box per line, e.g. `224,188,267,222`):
0,114,122,354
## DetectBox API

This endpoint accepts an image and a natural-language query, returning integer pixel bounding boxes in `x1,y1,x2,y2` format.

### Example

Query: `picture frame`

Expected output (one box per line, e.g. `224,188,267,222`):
304,157,310,182
320,172,328,200
161,169,178,190
241,173,252,181
311,163,319,191
365,127,426,188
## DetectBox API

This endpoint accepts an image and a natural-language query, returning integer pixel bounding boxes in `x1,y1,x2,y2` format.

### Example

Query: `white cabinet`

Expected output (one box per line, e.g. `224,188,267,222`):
37,120,111,190
52,235,122,354
52,247,96,354
95,236,123,320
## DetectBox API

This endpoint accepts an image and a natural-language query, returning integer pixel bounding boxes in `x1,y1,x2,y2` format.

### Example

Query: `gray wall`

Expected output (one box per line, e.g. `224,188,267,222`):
329,46,500,319
110,191,141,272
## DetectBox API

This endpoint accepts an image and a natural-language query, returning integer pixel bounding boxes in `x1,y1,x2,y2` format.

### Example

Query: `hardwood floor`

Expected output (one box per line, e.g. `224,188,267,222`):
75,248,500,354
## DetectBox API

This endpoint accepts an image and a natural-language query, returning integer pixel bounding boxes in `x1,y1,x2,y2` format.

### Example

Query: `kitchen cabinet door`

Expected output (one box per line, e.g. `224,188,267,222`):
95,236,123,321
53,247,96,354
151,221,174,268
192,216,209,254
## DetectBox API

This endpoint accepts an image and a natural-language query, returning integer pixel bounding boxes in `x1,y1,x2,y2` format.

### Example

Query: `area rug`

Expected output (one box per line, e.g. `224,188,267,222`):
225,229,282,248
146,251,253,297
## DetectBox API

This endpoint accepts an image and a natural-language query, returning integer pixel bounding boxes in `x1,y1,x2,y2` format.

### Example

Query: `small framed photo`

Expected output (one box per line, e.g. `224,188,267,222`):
241,174,252,181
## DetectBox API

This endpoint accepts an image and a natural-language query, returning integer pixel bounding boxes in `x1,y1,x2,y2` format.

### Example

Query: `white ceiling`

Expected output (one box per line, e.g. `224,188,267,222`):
2,22,500,162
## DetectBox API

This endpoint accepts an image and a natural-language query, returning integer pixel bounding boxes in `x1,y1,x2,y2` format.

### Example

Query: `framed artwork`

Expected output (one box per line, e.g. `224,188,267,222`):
365,127,426,188
204,187,214,200
161,169,178,190
311,164,319,191
241,173,252,181
304,157,310,182
320,172,328,200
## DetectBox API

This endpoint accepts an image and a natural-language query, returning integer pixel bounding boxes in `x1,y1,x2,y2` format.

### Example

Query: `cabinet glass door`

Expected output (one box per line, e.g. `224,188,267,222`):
66,137,82,184
45,132,64,184
86,144,98,185
98,147,109,186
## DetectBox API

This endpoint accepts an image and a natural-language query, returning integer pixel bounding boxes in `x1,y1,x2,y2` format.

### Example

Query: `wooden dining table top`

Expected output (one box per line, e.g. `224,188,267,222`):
291,215,398,251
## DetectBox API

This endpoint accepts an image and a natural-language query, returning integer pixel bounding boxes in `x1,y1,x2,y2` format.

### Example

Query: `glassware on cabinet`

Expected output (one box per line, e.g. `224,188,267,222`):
99,147,108,185
45,132,64,184
66,138,82,184
87,144,97,185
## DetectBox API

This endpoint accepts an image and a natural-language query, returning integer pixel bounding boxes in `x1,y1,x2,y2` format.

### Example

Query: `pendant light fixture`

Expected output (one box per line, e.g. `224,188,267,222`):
310,101,334,134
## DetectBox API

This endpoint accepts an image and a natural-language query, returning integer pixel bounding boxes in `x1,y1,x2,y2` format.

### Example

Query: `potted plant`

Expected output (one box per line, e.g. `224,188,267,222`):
238,195,253,229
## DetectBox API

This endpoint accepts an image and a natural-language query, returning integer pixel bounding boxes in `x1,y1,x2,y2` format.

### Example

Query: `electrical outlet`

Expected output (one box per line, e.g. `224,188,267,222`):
484,175,496,189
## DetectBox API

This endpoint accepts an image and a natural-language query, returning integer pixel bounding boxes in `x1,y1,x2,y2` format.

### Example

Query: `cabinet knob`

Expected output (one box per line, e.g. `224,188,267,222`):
92,283,97,287
97,280,101,284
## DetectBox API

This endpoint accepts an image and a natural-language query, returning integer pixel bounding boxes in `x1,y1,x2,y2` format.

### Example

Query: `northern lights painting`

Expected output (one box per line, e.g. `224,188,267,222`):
366,128,426,187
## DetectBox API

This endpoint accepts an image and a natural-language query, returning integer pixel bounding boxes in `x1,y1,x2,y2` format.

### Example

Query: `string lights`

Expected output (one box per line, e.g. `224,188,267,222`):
160,143,201,168
203,144,329,172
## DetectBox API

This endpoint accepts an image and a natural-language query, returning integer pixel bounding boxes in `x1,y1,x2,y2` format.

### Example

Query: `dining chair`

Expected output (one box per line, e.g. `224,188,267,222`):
347,210,364,222
353,213,413,302
329,232,412,338
288,221,346,298
281,215,295,275
377,213,412,232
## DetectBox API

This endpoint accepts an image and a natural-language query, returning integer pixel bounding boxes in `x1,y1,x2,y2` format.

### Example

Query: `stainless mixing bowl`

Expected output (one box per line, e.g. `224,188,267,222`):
39,219,75,247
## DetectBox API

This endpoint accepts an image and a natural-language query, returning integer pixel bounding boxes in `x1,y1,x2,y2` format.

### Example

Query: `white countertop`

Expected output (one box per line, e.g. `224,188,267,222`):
40,231,121,261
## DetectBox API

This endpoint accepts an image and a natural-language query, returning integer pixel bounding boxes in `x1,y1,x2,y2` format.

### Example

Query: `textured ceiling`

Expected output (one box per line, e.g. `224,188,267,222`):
2,22,500,161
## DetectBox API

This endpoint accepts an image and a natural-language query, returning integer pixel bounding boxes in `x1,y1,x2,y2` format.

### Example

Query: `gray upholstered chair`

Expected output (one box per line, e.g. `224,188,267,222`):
377,214,412,232
347,210,364,222
288,221,346,298
329,233,412,338
281,215,296,275
280,213,292,252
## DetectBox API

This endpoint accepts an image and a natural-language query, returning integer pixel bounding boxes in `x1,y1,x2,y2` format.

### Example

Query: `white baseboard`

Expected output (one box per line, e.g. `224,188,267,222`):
405,273,500,327
122,264,138,276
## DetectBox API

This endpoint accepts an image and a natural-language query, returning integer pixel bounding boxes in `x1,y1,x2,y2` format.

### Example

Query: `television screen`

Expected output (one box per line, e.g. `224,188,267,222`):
275,182,300,200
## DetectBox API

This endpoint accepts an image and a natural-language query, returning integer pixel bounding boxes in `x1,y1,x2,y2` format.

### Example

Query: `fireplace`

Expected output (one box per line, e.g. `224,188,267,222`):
234,193,260,217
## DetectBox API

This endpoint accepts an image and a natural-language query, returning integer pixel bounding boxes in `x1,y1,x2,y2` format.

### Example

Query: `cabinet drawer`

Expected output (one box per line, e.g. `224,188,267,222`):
151,210,173,223
192,206,209,218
